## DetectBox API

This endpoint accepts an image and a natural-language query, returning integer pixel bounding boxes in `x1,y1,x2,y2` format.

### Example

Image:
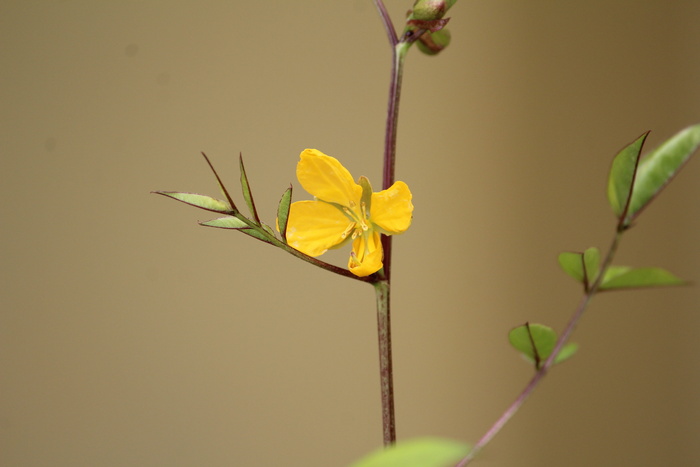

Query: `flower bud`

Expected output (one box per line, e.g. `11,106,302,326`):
410,0,457,21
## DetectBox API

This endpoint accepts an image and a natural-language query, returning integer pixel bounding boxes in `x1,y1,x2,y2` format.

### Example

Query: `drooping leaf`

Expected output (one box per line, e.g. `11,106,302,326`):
600,266,686,290
349,437,470,467
201,152,238,213
199,216,249,229
276,185,293,241
509,323,577,369
154,191,233,214
626,123,700,225
239,153,260,224
607,132,649,221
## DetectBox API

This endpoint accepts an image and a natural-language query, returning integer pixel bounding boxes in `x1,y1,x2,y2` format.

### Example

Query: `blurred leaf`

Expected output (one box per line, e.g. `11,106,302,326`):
626,123,700,225
239,154,260,224
349,437,470,467
199,216,248,229
558,247,599,288
276,186,293,241
558,251,584,282
600,267,686,290
583,247,600,287
509,323,577,369
607,132,649,221
155,191,232,214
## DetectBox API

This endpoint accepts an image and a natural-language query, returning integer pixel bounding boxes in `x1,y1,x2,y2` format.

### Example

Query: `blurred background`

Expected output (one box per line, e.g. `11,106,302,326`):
2,1,699,466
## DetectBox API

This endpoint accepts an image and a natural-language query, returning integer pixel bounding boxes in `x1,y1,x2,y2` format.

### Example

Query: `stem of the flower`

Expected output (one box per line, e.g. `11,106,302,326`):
455,230,625,466
373,279,396,445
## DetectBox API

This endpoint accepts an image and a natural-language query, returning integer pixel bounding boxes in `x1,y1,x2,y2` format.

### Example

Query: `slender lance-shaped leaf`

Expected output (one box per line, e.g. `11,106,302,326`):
199,216,275,245
625,123,700,225
349,437,471,467
509,323,578,369
199,216,248,229
601,266,686,290
239,153,261,224
153,191,233,214
607,132,649,225
276,185,293,242
201,152,238,213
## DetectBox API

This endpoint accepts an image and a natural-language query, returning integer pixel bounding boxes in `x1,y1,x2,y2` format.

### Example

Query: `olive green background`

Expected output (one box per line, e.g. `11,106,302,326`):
2,1,699,466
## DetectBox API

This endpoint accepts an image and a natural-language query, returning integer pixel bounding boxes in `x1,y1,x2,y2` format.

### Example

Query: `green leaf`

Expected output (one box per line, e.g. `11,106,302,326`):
607,132,649,220
558,251,584,282
558,247,599,288
276,185,293,241
238,227,275,245
583,247,600,286
199,216,249,229
600,267,686,290
626,123,700,225
239,154,260,224
154,191,233,214
349,438,470,467
509,323,577,369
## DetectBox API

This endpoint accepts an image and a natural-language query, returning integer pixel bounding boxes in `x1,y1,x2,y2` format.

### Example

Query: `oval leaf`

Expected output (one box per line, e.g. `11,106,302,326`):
626,123,700,225
509,323,577,369
558,251,584,282
155,191,232,214
600,267,686,290
349,438,470,467
607,132,649,220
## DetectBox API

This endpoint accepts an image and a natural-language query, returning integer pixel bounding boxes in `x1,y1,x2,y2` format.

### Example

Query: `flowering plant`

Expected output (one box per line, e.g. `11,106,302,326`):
155,1,700,465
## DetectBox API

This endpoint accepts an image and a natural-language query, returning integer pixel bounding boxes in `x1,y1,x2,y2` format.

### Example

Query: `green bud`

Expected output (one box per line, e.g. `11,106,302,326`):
416,28,451,55
410,0,457,21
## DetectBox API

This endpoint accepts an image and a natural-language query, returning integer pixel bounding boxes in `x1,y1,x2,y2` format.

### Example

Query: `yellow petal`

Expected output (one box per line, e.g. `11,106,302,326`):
348,231,383,277
297,149,362,207
370,181,413,234
286,200,353,256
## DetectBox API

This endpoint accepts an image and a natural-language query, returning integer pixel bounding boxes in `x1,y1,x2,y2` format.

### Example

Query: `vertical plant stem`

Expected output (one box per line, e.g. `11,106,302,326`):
373,280,395,445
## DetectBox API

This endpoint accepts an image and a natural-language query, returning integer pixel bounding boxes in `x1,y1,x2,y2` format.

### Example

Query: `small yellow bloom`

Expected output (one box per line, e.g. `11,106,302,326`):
283,149,413,277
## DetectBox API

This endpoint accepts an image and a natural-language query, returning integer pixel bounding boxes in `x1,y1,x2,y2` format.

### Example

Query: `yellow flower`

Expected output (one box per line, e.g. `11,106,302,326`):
283,149,413,277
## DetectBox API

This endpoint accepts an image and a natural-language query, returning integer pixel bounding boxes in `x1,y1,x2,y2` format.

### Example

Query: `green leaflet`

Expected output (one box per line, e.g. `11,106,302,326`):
607,132,648,221
601,267,685,290
509,323,577,369
154,191,232,214
276,186,293,241
349,437,470,467
625,123,700,225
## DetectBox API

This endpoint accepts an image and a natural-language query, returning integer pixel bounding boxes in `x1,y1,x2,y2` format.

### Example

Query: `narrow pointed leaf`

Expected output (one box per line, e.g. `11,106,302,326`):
201,152,238,213
558,251,584,282
154,191,233,214
600,267,686,290
349,437,470,467
607,132,649,220
239,154,260,224
276,185,293,241
626,123,700,224
509,323,577,369
199,216,249,229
